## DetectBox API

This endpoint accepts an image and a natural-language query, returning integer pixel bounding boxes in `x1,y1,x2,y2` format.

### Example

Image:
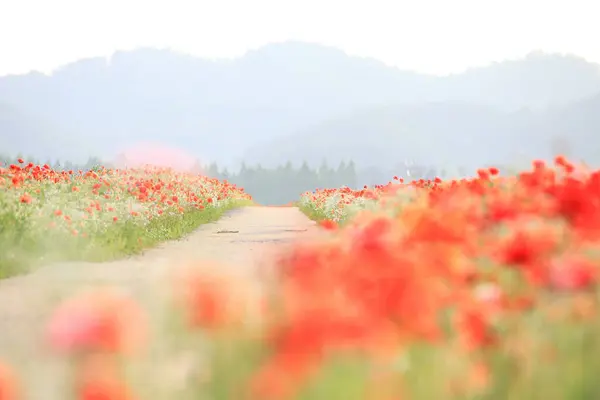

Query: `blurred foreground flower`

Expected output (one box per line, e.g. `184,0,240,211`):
0,362,18,400
76,354,136,400
318,220,337,230
46,289,146,355
176,264,266,332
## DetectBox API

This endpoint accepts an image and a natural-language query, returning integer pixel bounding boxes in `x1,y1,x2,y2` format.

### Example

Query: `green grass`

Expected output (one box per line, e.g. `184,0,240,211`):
296,201,332,223
296,201,355,228
0,199,253,279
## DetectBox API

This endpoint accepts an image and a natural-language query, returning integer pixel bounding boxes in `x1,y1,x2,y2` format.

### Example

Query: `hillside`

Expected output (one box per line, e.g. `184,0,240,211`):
244,96,600,172
1,42,599,165
0,103,90,162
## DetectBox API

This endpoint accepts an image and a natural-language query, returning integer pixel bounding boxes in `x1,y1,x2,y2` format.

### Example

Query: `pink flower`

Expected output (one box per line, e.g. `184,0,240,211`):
46,289,146,355
549,255,597,291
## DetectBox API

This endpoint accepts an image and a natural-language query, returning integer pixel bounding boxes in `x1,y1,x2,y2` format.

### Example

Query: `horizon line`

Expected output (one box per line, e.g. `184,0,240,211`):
0,40,596,79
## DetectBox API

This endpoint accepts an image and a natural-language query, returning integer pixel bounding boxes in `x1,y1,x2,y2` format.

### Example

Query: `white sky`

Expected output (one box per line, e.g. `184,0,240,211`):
0,0,598,76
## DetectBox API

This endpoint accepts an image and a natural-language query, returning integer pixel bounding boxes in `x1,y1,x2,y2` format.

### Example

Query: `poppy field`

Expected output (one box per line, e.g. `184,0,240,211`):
2,156,600,399
297,177,407,224
0,159,253,278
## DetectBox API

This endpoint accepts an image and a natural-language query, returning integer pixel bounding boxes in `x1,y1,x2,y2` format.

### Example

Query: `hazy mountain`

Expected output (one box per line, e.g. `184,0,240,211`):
242,102,538,171
245,94,600,173
435,51,600,111
0,102,92,163
1,41,600,167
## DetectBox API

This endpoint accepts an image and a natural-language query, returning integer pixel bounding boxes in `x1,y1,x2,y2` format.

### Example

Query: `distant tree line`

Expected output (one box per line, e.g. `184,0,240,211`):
0,152,450,204
206,160,358,205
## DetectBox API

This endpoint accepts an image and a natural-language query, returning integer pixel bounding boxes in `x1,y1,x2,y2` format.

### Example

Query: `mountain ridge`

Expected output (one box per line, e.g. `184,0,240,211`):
1,41,599,167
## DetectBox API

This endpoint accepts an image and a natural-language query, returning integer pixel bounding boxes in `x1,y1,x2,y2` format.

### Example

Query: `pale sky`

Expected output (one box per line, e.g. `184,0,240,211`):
0,0,598,76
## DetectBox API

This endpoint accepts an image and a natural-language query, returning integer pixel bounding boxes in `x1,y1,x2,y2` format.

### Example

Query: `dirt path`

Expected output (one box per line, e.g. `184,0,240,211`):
0,206,320,398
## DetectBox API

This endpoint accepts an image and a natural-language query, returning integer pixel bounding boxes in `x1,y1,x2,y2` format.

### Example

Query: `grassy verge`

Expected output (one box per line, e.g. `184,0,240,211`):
0,199,253,279
296,199,371,227
296,201,332,223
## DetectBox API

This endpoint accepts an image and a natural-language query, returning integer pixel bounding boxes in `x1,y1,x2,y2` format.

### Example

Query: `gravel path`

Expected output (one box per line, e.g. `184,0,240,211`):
0,206,320,399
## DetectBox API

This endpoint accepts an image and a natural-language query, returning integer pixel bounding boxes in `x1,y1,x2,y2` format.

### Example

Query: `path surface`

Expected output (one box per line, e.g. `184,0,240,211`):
0,206,321,399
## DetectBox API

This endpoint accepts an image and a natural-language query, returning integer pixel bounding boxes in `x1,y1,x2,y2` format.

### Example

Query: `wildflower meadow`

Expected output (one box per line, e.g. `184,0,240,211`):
0,159,252,278
2,156,600,399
